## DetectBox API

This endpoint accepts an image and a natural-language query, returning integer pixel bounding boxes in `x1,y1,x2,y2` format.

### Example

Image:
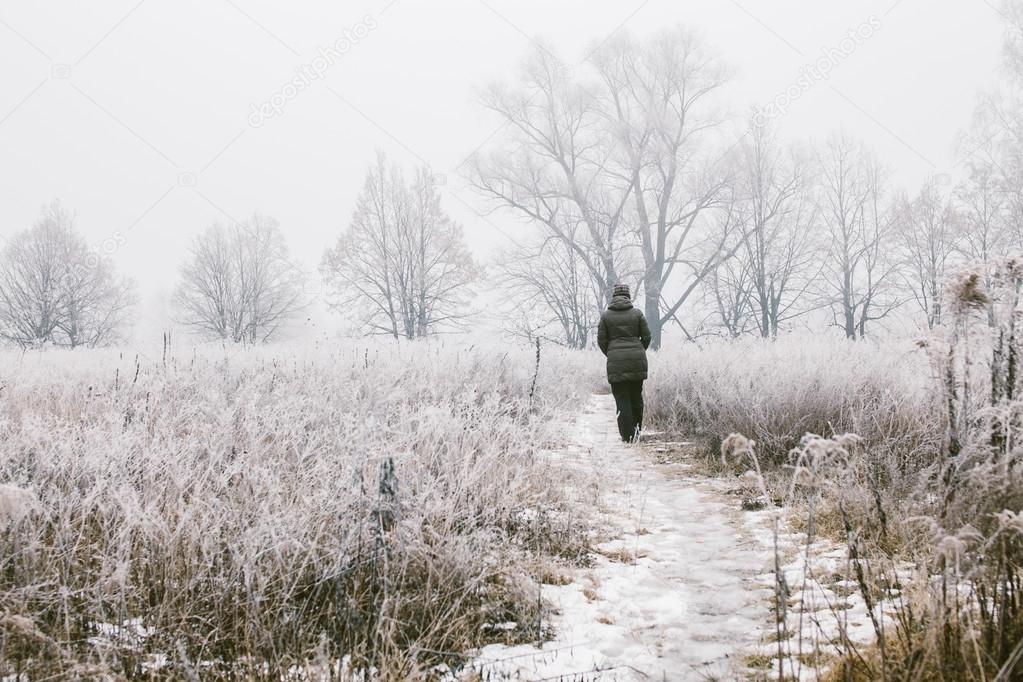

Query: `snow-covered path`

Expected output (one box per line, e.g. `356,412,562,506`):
474,394,776,681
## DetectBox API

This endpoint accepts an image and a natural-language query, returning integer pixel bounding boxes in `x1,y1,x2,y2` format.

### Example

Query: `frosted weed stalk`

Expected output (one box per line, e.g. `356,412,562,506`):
806,262,1022,680
721,434,792,675
723,430,876,681
820,261,1021,680
647,257,1023,679
0,341,597,679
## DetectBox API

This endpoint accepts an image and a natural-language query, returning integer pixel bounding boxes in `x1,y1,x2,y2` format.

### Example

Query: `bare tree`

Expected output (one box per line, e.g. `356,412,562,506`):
473,31,736,349
957,3,1023,255
322,154,479,339
495,230,599,348
958,95,1023,260
469,46,635,317
895,181,961,329
733,123,820,338
816,134,902,339
708,252,755,338
0,201,135,348
175,215,304,343
591,28,735,349
1001,0,1023,81
955,163,1010,265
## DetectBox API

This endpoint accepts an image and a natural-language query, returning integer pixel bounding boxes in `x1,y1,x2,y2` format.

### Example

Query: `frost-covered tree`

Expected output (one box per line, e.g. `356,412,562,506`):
470,47,633,327
708,250,756,338
957,1,1023,257
495,230,600,348
895,182,961,329
175,215,305,343
0,201,135,348
731,123,819,338
955,164,1009,266
591,29,736,349
816,133,902,340
473,28,735,350
322,154,479,339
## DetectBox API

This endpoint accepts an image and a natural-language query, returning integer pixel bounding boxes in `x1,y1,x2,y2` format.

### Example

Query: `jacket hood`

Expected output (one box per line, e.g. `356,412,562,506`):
608,295,633,311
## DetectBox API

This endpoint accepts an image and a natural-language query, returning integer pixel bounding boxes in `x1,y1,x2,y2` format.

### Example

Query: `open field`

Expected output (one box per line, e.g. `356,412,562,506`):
3,0,1021,679
0,342,602,679
1,314,1021,681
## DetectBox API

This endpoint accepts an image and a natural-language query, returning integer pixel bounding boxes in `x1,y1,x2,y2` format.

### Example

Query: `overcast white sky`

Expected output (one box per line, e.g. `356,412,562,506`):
0,0,1007,335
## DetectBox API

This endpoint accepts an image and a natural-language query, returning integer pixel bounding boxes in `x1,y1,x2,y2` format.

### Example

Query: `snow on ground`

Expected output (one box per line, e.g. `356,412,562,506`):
469,393,899,681
5,391,900,681
471,394,778,680
742,513,913,680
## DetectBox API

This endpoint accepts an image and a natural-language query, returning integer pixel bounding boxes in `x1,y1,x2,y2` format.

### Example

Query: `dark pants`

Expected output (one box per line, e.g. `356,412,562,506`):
610,380,644,443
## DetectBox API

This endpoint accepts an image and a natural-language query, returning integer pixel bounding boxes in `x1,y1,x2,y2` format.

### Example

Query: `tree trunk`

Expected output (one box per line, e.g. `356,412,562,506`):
845,306,857,340
644,274,662,350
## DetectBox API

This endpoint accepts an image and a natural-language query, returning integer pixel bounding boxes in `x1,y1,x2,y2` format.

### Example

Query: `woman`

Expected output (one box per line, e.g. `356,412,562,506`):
597,283,652,443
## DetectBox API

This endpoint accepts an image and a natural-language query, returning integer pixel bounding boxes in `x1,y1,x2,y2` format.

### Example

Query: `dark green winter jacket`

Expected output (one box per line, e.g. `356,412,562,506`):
597,296,652,383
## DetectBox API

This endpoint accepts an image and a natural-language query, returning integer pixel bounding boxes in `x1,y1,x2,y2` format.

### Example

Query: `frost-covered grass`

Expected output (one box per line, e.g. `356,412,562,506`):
645,276,1023,681
0,340,601,679
645,335,941,470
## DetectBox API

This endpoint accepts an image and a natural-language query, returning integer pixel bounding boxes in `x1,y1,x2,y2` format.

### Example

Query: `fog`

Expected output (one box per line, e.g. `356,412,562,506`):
0,0,1004,340
5,5,1023,677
